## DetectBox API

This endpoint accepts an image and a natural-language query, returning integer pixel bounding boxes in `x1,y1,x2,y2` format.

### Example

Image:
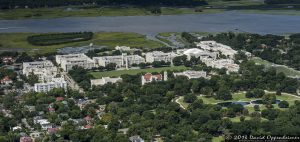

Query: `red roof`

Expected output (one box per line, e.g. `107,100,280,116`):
84,116,92,121
48,128,58,133
154,74,162,80
48,108,55,111
1,76,11,82
20,137,32,142
143,73,153,81
56,97,64,101
2,57,13,63
84,124,92,129
143,73,162,81
1,76,12,84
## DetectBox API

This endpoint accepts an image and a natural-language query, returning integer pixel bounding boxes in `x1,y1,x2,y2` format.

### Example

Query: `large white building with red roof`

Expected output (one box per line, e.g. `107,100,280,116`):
141,71,167,85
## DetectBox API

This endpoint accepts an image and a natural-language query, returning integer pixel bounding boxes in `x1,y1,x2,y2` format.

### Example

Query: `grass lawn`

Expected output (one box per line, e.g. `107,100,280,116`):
155,36,174,46
229,116,251,122
251,57,300,77
229,116,268,123
90,66,189,78
177,97,189,109
198,92,253,104
157,32,192,47
245,92,300,114
0,32,163,54
212,136,224,142
176,91,300,113
198,92,300,104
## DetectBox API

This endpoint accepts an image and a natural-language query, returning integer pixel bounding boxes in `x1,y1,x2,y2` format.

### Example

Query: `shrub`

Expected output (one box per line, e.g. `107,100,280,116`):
245,91,254,98
254,105,260,111
184,94,197,103
253,89,265,98
261,109,279,120
240,116,245,122
278,101,289,108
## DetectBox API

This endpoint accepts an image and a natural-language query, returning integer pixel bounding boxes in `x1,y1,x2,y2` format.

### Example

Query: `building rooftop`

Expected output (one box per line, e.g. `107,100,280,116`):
143,73,162,81
183,48,204,55
174,70,207,79
90,77,122,87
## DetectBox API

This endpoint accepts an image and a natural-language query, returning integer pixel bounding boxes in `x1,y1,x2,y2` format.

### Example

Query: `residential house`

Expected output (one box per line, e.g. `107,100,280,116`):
20,137,32,142
129,135,145,142
0,76,13,85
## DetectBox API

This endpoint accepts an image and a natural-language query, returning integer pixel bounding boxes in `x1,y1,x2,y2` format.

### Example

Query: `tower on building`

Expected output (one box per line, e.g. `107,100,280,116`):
164,71,168,81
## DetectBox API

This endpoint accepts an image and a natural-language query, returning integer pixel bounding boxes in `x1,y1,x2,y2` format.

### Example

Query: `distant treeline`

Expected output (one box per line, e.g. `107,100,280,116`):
27,32,93,46
265,0,300,4
181,32,199,43
0,0,208,9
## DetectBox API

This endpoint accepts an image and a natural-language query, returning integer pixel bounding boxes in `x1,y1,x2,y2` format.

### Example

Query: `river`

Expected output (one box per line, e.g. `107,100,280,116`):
0,11,300,35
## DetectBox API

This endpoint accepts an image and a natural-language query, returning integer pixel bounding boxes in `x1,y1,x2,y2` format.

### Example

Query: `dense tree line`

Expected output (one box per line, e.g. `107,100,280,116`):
265,0,300,4
15,52,33,63
290,33,300,44
27,32,93,46
87,59,298,100
0,0,208,9
0,52,19,58
181,32,199,43
78,60,299,141
68,66,94,90
0,68,17,81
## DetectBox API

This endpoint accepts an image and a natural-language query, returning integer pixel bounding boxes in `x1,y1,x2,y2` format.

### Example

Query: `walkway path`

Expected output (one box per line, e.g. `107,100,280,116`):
175,96,187,110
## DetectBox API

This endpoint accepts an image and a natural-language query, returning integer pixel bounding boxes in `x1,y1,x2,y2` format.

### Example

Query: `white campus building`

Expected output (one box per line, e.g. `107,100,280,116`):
90,77,122,87
177,48,218,60
202,58,239,73
93,53,145,68
173,70,207,79
23,61,58,82
56,54,95,71
115,46,141,52
115,46,131,51
34,77,67,92
145,51,180,63
196,41,237,59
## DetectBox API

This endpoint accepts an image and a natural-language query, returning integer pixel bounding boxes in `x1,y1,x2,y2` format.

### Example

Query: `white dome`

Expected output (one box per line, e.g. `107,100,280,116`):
183,48,204,55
